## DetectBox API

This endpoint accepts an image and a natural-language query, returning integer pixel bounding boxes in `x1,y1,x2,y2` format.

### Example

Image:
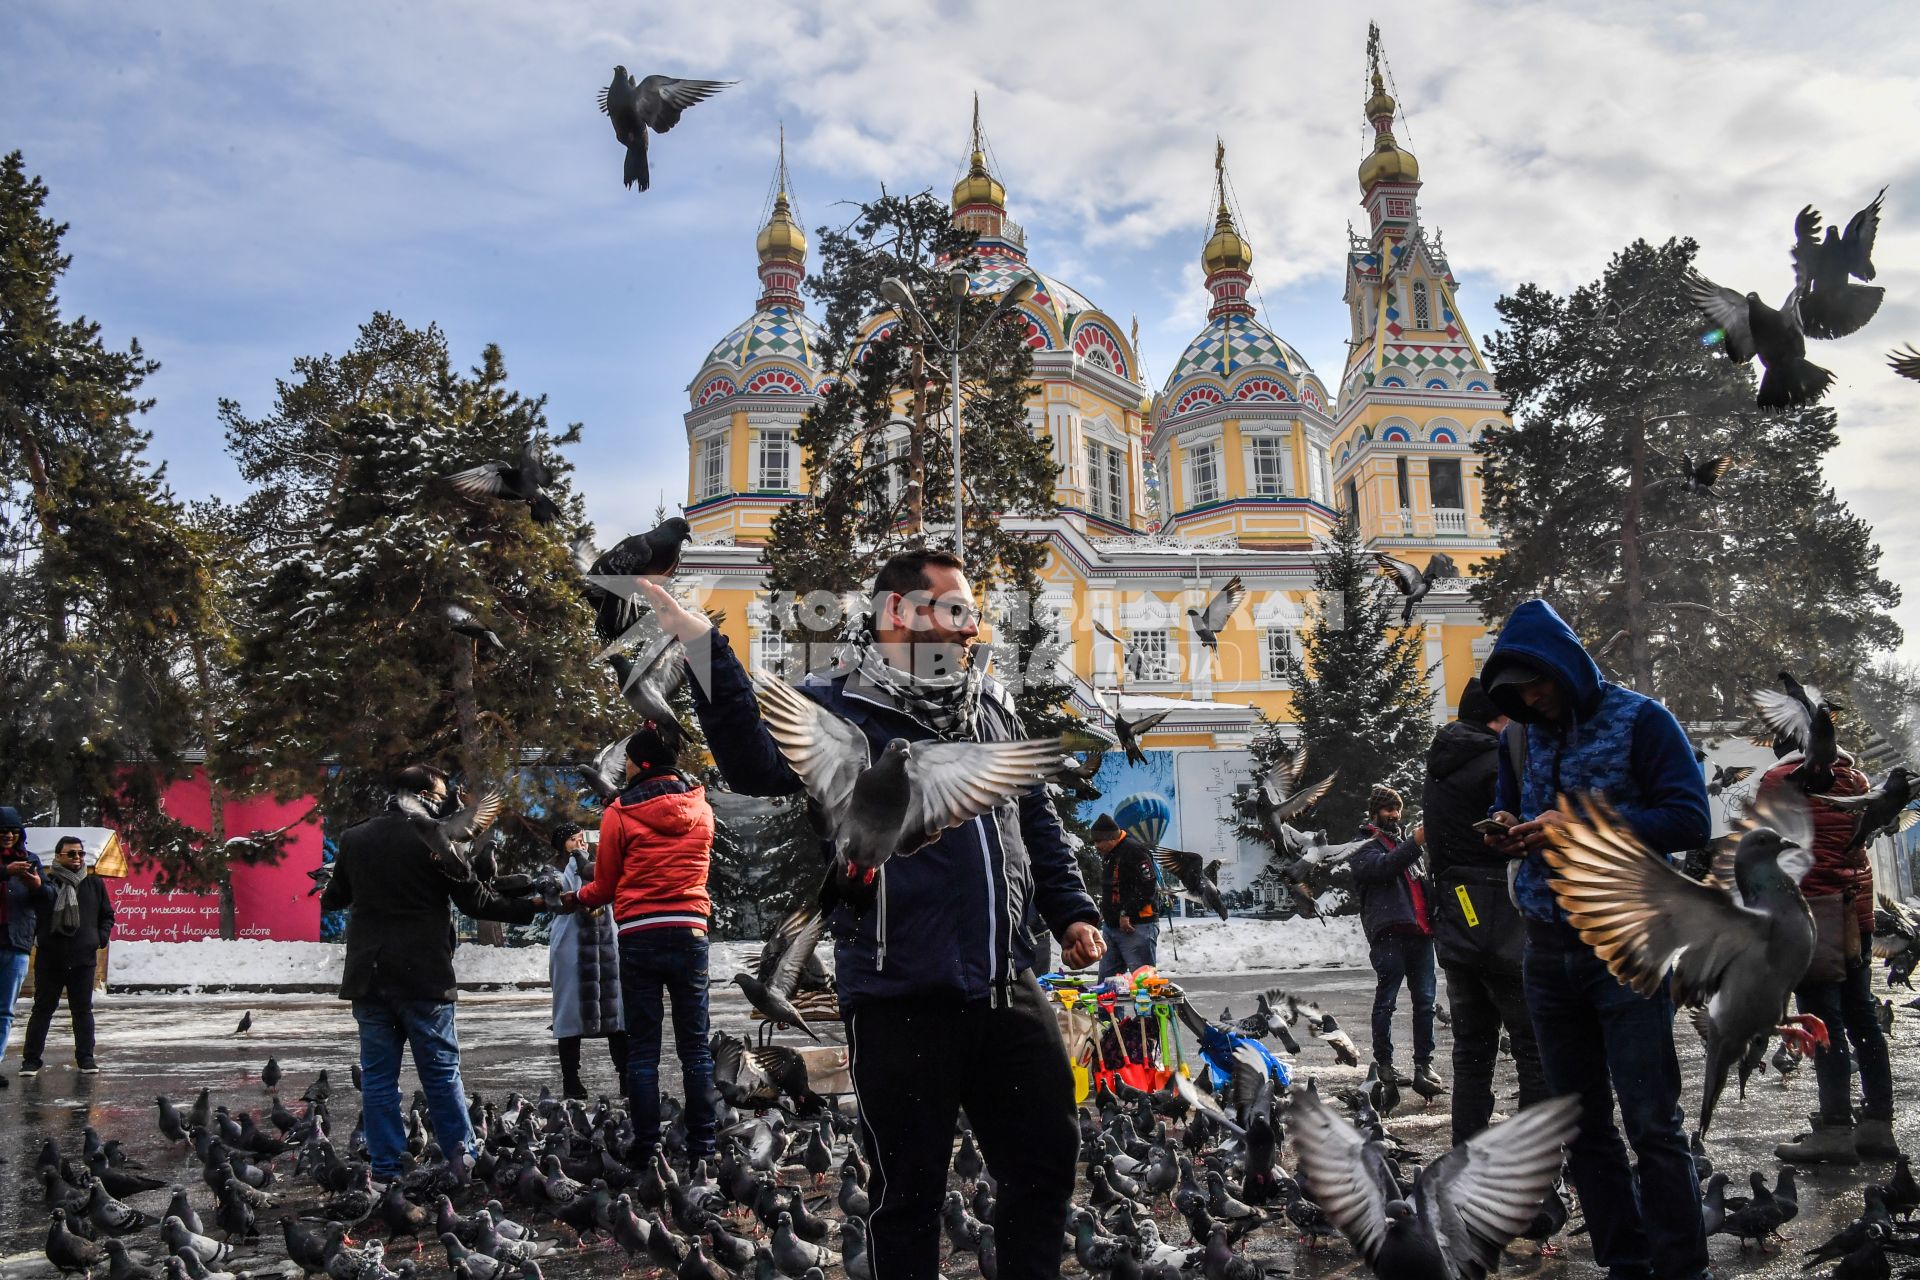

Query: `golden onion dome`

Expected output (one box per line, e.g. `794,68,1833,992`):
952,150,1006,209
1358,139,1420,190
756,190,806,263
1201,201,1253,275
1364,70,1397,123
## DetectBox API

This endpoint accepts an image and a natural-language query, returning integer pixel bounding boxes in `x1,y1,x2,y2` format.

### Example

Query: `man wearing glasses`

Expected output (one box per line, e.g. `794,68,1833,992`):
639,548,1104,1280
19,836,112,1077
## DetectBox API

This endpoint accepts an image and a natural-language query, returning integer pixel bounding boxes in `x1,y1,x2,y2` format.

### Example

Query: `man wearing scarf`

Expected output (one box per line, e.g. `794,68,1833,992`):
640,549,1104,1280
19,836,113,1076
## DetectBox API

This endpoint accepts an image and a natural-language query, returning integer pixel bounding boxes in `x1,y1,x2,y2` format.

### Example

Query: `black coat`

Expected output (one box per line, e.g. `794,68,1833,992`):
33,873,114,968
320,810,540,1003
1421,719,1524,973
1349,826,1430,947
1099,835,1159,927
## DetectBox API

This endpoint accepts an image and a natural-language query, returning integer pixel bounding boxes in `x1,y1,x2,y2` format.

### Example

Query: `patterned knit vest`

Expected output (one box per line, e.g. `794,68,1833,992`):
1512,682,1651,923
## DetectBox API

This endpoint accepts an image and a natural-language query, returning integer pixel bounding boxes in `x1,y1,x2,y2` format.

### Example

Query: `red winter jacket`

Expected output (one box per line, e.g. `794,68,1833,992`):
577,774,715,934
1758,754,1872,934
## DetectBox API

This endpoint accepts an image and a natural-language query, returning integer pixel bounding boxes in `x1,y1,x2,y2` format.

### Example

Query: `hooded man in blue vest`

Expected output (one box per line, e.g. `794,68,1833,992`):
1481,599,1711,1280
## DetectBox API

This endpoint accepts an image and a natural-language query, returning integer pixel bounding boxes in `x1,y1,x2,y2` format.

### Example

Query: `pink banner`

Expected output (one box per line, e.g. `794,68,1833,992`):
108,774,325,943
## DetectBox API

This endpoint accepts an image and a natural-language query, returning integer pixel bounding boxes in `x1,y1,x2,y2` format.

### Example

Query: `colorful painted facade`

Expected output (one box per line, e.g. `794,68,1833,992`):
673,42,1511,883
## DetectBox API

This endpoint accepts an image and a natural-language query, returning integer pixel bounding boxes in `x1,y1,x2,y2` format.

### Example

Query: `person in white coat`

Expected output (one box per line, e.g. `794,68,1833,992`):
547,824,626,1099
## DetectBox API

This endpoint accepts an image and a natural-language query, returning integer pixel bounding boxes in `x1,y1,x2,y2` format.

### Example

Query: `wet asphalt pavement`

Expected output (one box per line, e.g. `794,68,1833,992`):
3,958,1916,1280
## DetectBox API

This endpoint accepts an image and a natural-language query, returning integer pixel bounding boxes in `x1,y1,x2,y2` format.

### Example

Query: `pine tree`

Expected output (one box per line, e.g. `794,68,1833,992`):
0,151,214,832
1261,515,1433,832
1476,237,1900,719
764,190,1057,641
222,329,624,820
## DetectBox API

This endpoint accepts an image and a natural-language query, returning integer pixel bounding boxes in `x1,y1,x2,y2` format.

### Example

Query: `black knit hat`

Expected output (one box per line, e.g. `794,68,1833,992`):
1457,677,1500,726
1090,813,1122,838
549,822,584,853
0,806,21,832
625,721,683,772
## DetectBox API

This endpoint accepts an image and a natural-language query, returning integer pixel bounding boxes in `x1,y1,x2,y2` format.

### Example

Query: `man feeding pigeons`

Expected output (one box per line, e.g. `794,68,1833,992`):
638,549,1104,1280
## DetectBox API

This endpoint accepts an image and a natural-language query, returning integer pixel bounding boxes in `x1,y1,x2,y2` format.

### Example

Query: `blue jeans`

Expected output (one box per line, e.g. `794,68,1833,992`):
1368,933,1437,1065
1796,935,1892,1121
619,928,717,1158
1525,935,1706,1280
351,996,474,1179
0,949,28,1060
1098,921,1159,979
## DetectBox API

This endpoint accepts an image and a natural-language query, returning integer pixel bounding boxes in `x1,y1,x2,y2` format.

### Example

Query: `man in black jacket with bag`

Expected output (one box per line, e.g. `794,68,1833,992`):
1423,677,1547,1144
321,765,544,1185
1091,813,1160,977
18,837,112,1077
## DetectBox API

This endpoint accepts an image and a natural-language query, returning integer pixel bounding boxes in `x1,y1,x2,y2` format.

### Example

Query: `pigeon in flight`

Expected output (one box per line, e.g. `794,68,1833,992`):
1686,272,1832,408
1707,764,1753,797
1056,748,1105,800
1889,345,1920,382
1152,846,1227,921
1372,552,1455,624
1682,455,1735,497
1091,619,1153,683
598,68,733,193
1249,744,1338,838
573,736,632,804
582,517,695,640
1542,792,1827,1132
1290,1086,1580,1280
1815,766,1920,856
609,629,692,738
1314,1013,1361,1066
731,905,827,1042
448,444,559,523
1094,685,1172,766
753,675,1062,871
1791,189,1886,339
1186,576,1246,652
1750,670,1840,787
443,603,505,652
406,790,505,876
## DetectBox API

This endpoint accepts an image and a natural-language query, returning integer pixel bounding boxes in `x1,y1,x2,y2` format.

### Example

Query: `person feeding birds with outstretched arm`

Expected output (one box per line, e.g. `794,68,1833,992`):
1479,598,1712,1280
634,548,1104,1280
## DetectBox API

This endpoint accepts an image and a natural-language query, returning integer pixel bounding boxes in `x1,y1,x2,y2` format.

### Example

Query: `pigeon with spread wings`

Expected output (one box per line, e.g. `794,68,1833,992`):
1372,553,1455,625
1186,576,1246,652
1291,1085,1579,1280
1791,190,1886,340
1091,618,1151,683
1682,455,1736,497
1541,793,1825,1132
447,443,559,524
598,68,733,193
1890,345,1920,382
1094,685,1172,766
1750,670,1840,786
731,904,827,1043
403,790,505,878
1153,846,1227,921
1814,766,1920,857
1686,272,1832,408
753,675,1063,871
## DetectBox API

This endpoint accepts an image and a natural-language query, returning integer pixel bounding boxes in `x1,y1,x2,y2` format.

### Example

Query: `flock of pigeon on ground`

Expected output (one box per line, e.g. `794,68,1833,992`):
24,951,1920,1280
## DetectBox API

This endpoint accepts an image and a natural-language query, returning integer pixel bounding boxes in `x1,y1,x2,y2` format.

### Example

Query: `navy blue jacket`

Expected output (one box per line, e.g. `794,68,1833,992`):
1349,824,1430,946
1484,600,1709,929
687,628,1100,1009
2,850,53,954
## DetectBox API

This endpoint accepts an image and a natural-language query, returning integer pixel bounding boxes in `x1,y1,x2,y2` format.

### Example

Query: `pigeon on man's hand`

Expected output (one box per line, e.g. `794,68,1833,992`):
598,68,733,193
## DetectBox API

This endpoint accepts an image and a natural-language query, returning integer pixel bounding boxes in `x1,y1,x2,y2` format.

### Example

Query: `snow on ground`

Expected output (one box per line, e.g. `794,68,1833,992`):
108,939,550,989
106,920,1358,990
1154,915,1366,974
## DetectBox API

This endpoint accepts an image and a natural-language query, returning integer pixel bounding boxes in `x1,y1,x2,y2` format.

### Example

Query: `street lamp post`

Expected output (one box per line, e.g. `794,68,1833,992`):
879,271,1036,557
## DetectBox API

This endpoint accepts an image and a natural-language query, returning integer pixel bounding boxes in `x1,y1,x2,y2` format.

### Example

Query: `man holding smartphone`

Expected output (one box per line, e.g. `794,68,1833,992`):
1478,600,1711,1280
0,808,51,1086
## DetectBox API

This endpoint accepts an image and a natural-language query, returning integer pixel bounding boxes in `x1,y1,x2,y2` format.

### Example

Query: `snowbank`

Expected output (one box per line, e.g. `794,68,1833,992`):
1154,915,1367,975
109,939,548,990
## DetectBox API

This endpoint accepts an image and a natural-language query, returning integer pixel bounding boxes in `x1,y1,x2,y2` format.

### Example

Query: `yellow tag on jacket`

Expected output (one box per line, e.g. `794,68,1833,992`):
1455,884,1480,928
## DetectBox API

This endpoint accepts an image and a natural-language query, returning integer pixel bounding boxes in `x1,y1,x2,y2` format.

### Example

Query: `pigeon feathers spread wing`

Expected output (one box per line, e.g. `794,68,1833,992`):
1291,1085,1579,1280
753,674,1061,869
599,68,733,193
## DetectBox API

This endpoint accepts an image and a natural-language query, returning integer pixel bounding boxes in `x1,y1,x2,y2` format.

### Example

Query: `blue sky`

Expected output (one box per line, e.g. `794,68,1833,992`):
7,1,1920,658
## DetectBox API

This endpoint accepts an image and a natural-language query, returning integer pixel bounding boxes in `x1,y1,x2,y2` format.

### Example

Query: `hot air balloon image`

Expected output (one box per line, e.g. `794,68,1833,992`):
1114,792,1172,850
